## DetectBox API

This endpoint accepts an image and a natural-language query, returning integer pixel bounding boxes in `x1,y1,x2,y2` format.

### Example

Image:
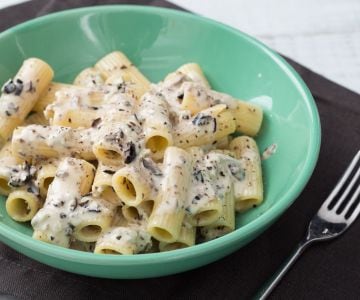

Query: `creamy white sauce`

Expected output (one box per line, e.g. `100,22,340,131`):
31,158,95,247
96,226,152,254
8,67,263,250
186,152,242,215
155,150,191,215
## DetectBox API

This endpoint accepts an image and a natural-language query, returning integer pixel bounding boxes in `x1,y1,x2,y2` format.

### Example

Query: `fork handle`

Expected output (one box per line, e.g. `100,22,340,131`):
256,240,310,300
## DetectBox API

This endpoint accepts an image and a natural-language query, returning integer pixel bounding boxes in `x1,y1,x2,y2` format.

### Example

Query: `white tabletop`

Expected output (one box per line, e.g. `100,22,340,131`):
1,0,359,94
170,0,360,94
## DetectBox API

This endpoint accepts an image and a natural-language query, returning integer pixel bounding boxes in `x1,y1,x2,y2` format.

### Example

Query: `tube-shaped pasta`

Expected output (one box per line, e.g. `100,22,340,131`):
71,196,116,242
12,125,95,161
122,200,154,223
23,112,48,126
180,82,210,115
138,92,173,160
205,185,235,233
232,101,263,136
199,225,233,242
93,120,142,166
174,104,236,148
73,67,105,87
31,158,95,247
70,240,95,252
6,189,41,222
92,163,121,205
189,197,223,227
0,143,24,196
209,90,263,136
94,226,152,255
0,58,54,146
44,86,107,127
159,218,195,251
33,82,73,113
35,159,59,198
112,165,151,206
186,150,223,226
95,51,150,100
176,63,210,88
49,109,103,128
147,147,192,243
229,136,263,212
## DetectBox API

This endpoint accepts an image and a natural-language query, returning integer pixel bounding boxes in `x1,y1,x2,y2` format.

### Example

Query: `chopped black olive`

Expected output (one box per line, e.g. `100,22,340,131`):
8,161,36,187
116,235,122,240
14,79,23,95
124,142,136,164
91,118,102,128
193,170,204,183
141,158,163,176
228,164,246,181
192,194,202,204
60,213,67,219
88,207,102,213
2,80,16,94
103,169,116,175
192,113,214,126
79,200,89,207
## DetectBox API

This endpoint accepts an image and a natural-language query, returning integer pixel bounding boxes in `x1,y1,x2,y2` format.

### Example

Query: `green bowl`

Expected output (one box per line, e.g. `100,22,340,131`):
0,5,320,278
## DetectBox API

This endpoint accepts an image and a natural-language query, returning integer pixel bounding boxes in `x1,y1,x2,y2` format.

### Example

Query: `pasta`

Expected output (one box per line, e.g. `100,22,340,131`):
0,51,265,254
0,58,53,147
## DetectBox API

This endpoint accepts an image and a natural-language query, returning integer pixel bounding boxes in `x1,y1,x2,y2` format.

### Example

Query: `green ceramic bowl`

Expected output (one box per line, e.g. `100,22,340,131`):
0,5,320,278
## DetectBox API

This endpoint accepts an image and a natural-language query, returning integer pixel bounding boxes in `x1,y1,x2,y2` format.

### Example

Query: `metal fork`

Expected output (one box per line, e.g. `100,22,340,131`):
258,151,360,299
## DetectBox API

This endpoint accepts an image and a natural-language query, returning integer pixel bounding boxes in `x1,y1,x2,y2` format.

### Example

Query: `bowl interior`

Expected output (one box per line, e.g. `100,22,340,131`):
0,5,320,272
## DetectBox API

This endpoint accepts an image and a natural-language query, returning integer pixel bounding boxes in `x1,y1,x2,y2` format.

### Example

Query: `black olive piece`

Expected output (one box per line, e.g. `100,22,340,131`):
124,142,136,164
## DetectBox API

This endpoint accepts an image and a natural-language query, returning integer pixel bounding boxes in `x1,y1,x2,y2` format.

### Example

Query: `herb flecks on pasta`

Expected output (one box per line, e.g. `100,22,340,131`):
0,51,264,254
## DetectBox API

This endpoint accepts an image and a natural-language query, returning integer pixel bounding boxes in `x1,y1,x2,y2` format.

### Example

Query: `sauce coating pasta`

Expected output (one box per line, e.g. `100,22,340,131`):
0,51,264,254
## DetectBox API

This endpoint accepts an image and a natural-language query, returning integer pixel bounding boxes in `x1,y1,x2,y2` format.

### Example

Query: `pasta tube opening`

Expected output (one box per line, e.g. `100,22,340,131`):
146,135,169,160
122,206,139,221
122,200,154,222
43,177,54,191
6,190,40,222
235,199,258,212
112,167,150,206
151,227,174,242
94,148,122,163
192,209,220,226
159,242,188,252
99,186,119,204
97,248,121,254
78,225,102,239
115,176,136,201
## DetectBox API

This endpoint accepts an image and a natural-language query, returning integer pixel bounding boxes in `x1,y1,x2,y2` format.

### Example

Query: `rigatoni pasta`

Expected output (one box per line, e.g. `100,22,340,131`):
0,51,266,255
0,58,53,147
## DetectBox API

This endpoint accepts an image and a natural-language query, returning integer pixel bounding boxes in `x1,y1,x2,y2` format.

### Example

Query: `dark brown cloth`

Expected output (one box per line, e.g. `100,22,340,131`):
0,1,360,299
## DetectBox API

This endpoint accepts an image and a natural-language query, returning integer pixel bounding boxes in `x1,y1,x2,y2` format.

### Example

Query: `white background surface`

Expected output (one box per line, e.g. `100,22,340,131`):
1,0,359,94
169,0,360,94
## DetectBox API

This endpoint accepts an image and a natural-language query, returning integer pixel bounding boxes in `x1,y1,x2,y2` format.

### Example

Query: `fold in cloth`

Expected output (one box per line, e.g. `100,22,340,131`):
0,1,359,299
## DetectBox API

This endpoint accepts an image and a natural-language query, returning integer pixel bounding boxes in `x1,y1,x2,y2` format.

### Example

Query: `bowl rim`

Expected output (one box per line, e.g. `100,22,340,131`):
0,5,321,265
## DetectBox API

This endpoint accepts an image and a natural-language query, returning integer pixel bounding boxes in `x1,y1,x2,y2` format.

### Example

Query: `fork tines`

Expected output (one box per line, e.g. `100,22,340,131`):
319,151,360,222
